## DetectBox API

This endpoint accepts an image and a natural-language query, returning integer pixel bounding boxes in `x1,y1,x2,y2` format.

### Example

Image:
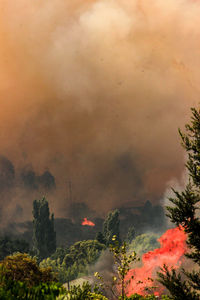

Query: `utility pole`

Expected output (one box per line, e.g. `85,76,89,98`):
68,180,72,205
67,180,75,221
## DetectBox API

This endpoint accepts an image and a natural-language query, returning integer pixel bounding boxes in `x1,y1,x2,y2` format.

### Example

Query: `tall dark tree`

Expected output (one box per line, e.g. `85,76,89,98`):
158,108,200,299
103,209,120,246
32,197,56,259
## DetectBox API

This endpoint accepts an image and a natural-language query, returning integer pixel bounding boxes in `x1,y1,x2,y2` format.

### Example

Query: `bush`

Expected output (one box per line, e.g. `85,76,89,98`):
40,240,106,283
0,252,64,299
128,234,159,257
56,282,108,300
0,253,56,287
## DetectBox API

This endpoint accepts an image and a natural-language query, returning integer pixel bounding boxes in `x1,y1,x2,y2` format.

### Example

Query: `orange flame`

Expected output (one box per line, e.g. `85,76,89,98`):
125,226,187,296
82,217,95,226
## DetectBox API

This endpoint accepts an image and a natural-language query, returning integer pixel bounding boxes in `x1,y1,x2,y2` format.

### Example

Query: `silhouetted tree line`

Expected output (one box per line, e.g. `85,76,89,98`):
0,155,55,193
0,198,165,255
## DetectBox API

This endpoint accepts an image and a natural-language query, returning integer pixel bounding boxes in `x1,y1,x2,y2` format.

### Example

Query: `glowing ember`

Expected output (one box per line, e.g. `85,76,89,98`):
82,218,95,226
126,227,187,296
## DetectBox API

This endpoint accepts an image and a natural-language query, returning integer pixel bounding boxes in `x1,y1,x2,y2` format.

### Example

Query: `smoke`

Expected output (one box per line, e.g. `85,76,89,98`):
89,249,116,299
0,0,199,223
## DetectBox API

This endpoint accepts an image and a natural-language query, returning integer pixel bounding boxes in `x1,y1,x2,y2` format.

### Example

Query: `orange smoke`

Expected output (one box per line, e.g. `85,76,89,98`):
126,227,187,296
82,217,95,226
0,0,200,224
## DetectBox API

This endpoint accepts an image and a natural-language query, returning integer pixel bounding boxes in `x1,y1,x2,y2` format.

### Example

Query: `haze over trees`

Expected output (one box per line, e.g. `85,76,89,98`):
21,168,56,191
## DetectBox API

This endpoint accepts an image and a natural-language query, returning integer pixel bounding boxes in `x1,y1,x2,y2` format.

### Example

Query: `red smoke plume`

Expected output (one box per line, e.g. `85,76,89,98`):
82,217,95,226
126,227,187,296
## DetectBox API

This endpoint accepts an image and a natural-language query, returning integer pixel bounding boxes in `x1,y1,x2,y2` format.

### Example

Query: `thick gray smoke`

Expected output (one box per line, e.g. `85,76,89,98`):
0,0,199,224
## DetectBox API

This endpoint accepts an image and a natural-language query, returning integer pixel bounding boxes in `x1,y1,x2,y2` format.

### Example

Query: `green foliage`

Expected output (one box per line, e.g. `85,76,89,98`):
51,247,68,264
0,280,65,300
110,236,138,299
0,253,56,287
158,107,200,298
40,256,71,284
88,292,108,299
63,240,105,278
179,107,200,186
103,209,120,246
158,265,198,300
32,197,56,259
0,252,65,299
64,240,103,267
56,282,107,300
40,240,106,283
0,236,29,260
128,233,159,257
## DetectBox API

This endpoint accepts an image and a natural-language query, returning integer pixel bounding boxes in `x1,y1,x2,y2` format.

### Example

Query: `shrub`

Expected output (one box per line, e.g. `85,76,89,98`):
0,280,65,300
0,253,56,287
56,282,108,300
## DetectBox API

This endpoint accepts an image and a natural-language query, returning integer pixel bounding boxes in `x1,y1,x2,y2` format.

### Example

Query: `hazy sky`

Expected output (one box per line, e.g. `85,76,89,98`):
0,0,199,223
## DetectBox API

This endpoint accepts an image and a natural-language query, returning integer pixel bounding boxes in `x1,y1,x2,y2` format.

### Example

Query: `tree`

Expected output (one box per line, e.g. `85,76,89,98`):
40,240,106,284
62,240,106,278
158,108,200,299
32,197,56,259
103,209,120,246
94,235,138,299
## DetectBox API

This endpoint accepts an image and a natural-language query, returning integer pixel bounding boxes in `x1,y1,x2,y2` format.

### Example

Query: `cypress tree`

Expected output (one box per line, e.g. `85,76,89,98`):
32,197,56,259
103,209,120,246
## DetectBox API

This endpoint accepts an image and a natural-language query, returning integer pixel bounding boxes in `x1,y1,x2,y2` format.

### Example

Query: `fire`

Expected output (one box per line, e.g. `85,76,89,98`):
82,217,95,226
126,227,187,296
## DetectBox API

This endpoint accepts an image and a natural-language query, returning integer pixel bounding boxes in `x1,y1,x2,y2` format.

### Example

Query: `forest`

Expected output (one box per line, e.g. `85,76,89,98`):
0,108,200,299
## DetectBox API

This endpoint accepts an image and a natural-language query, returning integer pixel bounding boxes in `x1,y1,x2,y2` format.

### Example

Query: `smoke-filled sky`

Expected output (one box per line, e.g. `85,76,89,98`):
0,0,199,223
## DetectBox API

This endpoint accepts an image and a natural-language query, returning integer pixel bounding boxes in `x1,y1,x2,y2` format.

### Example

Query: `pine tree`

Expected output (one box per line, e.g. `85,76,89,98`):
32,197,56,260
103,209,120,246
158,108,200,299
